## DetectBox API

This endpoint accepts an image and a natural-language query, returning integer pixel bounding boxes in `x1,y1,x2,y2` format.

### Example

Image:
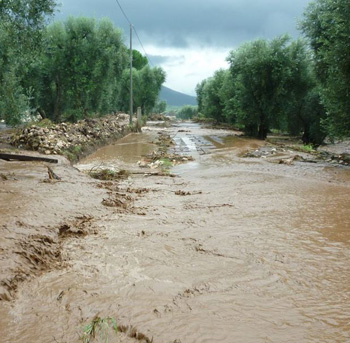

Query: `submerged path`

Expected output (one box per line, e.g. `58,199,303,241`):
1,122,350,343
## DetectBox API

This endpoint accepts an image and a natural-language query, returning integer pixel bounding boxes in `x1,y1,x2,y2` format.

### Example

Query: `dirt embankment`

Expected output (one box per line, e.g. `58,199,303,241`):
9,113,130,161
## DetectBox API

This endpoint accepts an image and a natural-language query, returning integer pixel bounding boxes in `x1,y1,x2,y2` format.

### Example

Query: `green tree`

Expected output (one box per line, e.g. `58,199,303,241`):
132,50,148,70
195,79,207,114
153,100,167,114
200,69,227,123
138,66,166,115
0,0,56,124
301,0,350,136
120,65,166,115
37,17,127,122
284,40,327,144
197,37,326,143
227,36,291,139
176,105,198,120
219,70,236,124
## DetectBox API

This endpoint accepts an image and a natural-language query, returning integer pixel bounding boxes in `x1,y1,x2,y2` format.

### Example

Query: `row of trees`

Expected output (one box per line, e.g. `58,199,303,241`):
176,105,198,120
0,1,165,125
196,0,349,143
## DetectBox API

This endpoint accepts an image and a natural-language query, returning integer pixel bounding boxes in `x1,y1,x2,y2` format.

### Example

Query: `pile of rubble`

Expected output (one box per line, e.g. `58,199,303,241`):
11,114,130,156
243,145,350,166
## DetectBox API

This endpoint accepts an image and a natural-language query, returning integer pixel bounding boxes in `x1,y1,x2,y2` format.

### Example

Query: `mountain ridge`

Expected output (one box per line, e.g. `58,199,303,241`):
159,86,197,107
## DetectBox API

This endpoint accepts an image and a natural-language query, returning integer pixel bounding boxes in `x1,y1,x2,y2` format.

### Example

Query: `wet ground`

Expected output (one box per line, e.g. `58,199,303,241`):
1,122,350,343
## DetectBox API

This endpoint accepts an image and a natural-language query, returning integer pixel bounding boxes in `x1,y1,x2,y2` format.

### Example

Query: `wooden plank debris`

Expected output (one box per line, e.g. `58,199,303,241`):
0,153,58,164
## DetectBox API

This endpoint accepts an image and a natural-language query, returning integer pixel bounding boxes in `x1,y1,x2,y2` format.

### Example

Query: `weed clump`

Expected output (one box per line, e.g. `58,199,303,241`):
88,168,130,181
82,316,118,343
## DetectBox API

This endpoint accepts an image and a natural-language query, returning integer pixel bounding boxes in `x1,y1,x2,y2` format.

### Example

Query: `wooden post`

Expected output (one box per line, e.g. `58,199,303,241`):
137,107,142,132
129,24,133,125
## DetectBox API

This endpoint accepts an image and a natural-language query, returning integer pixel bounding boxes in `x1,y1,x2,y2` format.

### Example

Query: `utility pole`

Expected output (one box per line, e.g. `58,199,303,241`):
129,24,133,125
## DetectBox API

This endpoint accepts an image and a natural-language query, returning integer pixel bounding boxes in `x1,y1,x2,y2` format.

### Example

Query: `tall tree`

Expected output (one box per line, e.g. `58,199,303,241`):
199,69,226,123
0,0,56,124
301,0,350,136
219,70,236,124
176,105,198,120
132,50,148,70
153,100,167,114
227,36,291,139
37,17,128,121
119,65,166,115
195,79,207,114
284,40,327,144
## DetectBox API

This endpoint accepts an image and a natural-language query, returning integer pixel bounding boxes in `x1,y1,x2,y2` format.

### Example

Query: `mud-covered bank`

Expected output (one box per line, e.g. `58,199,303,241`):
9,113,131,161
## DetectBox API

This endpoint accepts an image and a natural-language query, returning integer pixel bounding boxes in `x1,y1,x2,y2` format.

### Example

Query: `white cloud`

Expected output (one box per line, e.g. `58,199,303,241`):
145,45,231,96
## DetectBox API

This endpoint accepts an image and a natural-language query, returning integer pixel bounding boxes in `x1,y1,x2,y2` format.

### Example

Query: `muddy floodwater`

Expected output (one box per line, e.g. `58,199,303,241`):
1,122,350,343
78,133,157,171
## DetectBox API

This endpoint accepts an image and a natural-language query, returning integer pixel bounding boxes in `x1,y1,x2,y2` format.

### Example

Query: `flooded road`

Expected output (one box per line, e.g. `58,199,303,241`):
1,122,350,343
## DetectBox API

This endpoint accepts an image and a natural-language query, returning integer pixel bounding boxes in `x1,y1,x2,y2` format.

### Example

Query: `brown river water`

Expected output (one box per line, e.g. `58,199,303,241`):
1,122,349,343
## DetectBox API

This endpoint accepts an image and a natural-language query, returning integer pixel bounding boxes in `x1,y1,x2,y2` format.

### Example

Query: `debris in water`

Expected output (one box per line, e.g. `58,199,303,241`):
175,190,202,196
47,166,61,180
89,168,130,181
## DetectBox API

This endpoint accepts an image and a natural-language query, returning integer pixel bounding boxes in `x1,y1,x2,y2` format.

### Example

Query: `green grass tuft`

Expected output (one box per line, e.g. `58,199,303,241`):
82,316,118,343
300,144,315,153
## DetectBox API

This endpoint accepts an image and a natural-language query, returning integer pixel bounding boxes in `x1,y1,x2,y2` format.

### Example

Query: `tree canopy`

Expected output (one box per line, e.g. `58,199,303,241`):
300,0,350,136
0,0,57,124
195,0,349,142
120,65,166,115
0,1,166,124
36,17,128,122
196,36,327,144
176,105,198,120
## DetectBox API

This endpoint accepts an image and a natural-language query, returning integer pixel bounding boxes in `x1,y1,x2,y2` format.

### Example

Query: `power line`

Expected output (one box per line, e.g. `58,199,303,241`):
114,0,131,26
114,0,154,66
133,26,153,66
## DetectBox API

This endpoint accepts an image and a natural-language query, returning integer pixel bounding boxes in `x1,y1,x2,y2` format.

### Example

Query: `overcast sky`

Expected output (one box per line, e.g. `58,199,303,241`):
56,0,312,95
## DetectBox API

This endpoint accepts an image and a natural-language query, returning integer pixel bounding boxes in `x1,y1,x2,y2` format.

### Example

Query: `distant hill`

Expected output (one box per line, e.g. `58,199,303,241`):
159,86,197,107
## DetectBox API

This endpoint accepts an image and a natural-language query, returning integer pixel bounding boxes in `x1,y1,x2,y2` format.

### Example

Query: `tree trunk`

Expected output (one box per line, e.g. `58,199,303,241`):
302,124,311,144
54,78,62,122
37,107,47,119
258,112,268,140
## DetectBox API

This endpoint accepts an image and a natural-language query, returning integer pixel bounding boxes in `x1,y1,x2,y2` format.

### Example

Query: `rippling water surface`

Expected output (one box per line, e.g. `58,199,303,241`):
1,123,349,343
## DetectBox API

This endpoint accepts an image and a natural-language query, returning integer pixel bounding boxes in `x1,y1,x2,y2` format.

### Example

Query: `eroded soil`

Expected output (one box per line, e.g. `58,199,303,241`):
0,123,349,343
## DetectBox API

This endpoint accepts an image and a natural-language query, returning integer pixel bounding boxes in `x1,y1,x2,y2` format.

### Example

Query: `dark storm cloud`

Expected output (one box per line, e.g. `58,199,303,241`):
57,0,311,48
147,55,172,65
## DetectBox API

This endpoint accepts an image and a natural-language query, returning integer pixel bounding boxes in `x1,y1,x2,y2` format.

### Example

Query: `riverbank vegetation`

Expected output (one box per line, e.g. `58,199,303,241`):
196,0,350,144
0,1,165,126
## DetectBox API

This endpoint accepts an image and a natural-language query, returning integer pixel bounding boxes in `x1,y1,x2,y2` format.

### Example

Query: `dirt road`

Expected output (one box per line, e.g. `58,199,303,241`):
1,122,349,343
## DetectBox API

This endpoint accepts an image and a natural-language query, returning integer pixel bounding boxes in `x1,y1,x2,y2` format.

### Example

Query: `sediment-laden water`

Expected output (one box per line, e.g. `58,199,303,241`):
1,123,349,343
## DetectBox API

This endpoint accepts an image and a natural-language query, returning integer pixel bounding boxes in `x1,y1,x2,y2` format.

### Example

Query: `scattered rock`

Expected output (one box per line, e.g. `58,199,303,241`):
11,114,129,157
279,155,304,165
148,114,171,121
